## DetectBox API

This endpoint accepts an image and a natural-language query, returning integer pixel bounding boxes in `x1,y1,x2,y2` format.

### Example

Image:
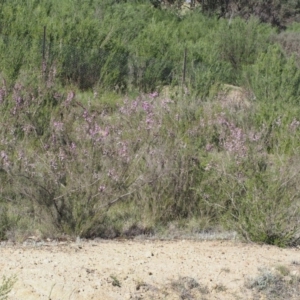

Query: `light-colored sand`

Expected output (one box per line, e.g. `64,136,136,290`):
1,239,300,299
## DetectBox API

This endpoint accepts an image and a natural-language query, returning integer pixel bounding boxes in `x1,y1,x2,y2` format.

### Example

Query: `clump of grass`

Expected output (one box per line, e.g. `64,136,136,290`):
246,268,276,291
275,265,290,277
220,267,230,274
246,267,300,299
136,280,147,291
0,275,17,300
135,280,158,293
110,275,121,288
171,276,209,299
213,283,227,292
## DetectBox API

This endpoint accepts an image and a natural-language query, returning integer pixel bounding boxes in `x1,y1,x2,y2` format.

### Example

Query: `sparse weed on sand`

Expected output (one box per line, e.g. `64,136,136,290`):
170,276,209,299
0,275,17,300
110,275,121,288
246,267,300,299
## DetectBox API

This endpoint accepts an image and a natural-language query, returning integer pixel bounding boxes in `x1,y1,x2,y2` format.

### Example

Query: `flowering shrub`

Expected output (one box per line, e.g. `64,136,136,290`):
0,78,203,237
0,75,300,245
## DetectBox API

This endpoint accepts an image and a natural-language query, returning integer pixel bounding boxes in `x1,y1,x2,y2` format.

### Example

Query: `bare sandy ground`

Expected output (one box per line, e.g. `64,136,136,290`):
1,238,300,299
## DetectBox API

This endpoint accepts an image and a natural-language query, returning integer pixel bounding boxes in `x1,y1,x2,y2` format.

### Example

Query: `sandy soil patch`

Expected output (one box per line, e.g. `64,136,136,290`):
1,239,300,299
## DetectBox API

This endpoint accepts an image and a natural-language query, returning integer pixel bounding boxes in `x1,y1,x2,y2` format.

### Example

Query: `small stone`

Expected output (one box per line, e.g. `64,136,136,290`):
145,251,154,258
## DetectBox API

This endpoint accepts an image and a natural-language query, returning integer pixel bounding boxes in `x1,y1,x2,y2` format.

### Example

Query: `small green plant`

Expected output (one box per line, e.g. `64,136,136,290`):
171,276,209,299
220,267,230,274
275,265,290,277
136,280,147,291
214,283,227,292
0,275,17,300
110,275,121,287
0,209,10,241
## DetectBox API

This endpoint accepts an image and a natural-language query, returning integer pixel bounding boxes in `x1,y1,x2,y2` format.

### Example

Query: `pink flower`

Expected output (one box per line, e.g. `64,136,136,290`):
70,142,77,152
53,121,64,132
98,186,106,192
0,151,10,168
102,127,109,137
142,101,152,113
149,91,159,98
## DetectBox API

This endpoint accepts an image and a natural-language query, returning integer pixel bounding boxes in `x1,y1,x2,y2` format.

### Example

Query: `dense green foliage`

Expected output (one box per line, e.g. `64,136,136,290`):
1,0,300,246
0,0,298,94
0,0,275,93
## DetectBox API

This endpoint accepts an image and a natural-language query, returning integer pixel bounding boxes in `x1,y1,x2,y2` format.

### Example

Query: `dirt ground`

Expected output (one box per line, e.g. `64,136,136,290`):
1,237,300,300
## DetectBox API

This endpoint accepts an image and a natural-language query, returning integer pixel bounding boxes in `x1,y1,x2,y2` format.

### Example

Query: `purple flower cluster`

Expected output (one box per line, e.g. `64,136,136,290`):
142,101,153,113
217,115,247,158
119,97,141,115
70,142,77,152
88,124,109,142
149,91,159,99
50,159,58,170
0,151,10,168
58,148,66,161
11,83,25,115
117,141,130,163
290,118,300,132
53,121,64,132
108,169,119,181
83,110,92,123
98,185,106,192
80,107,110,142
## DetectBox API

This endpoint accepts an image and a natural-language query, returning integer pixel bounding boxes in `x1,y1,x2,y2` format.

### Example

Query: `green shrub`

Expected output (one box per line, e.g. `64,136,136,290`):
244,45,300,104
216,17,272,75
222,156,300,247
0,0,278,94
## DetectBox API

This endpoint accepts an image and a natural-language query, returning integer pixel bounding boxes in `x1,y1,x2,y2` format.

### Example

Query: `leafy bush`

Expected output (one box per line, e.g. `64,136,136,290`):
216,17,273,76
218,155,300,247
273,22,300,66
0,76,206,236
244,45,300,104
0,0,278,94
